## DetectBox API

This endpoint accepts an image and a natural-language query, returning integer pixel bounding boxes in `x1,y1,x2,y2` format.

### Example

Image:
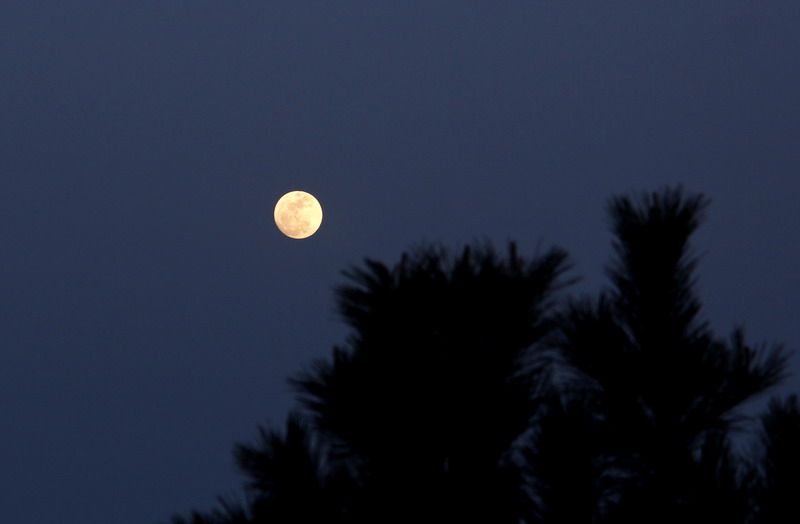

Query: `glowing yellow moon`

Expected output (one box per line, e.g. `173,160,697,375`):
273,191,323,239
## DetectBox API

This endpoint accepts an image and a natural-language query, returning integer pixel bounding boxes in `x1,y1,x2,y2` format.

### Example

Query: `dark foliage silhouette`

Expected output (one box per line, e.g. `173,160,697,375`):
550,188,787,523
284,242,571,523
170,497,248,524
751,396,800,523
168,187,794,523
232,412,350,522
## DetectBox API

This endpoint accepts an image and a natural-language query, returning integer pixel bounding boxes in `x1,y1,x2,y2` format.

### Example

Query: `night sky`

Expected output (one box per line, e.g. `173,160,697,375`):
2,2,799,523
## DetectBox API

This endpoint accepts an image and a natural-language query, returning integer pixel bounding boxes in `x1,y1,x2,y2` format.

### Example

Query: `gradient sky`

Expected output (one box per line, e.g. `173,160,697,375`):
2,2,799,522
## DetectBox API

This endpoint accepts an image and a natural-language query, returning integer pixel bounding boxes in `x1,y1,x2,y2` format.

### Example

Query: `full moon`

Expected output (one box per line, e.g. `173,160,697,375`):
273,191,323,239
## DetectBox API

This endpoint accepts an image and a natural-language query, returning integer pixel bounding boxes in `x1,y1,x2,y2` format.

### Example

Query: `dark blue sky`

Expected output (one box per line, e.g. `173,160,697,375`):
2,2,799,522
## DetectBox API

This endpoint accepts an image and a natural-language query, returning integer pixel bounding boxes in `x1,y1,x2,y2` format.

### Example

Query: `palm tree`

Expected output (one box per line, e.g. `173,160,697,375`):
551,187,787,523
292,242,571,522
167,242,570,523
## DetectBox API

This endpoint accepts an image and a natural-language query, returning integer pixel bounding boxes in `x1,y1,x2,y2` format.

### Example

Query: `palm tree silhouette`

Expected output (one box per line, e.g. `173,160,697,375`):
292,242,571,522
551,188,786,523
168,187,793,523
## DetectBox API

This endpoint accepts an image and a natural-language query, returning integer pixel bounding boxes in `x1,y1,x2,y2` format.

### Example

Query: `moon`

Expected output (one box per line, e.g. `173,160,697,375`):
273,191,323,239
